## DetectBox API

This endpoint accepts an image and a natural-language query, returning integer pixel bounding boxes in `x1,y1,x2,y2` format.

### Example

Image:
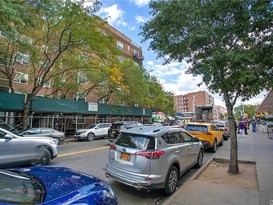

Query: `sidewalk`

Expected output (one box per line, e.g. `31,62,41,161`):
163,131,273,205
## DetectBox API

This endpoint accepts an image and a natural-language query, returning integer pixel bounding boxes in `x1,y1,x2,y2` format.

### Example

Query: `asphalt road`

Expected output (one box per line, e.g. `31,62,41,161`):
51,138,216,205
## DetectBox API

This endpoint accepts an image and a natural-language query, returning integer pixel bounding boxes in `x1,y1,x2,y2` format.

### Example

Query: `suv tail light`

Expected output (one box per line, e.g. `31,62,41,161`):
135,150,165,159
110,144,116,150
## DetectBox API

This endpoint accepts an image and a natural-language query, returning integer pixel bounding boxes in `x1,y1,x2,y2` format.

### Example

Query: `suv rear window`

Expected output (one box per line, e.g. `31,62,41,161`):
185,124,208,132
110,124,125,130
115,134,155,150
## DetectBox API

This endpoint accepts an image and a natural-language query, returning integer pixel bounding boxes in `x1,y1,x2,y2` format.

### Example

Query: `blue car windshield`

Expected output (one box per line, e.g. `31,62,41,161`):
0,170,44,205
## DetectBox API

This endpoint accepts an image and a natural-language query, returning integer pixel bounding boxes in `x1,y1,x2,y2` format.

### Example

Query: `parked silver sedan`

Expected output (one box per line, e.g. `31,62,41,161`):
20,128,65,144
0,127,58,168
105,126,204,195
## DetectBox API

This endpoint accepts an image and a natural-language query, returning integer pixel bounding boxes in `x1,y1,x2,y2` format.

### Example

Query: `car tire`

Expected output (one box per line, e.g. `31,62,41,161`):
195,149,204,168
87,133,95,141
164,166,178,196
40,148,51,165
211,140,217,153
219,137,224,146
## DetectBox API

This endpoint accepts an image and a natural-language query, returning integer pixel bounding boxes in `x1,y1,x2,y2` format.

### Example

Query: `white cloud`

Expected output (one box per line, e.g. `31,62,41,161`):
135,15,147,24
99,4,125,26
98,4,136,30
131,0,150,7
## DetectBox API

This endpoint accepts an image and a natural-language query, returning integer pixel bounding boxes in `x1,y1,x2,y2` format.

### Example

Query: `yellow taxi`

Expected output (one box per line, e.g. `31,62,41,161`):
185,122,223,152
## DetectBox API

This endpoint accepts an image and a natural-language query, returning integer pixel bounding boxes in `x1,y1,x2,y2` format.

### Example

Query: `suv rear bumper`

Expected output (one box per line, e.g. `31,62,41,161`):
104,164,165,190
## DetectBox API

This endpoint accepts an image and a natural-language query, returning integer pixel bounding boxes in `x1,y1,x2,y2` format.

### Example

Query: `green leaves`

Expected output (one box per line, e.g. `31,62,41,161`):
142,0,273,107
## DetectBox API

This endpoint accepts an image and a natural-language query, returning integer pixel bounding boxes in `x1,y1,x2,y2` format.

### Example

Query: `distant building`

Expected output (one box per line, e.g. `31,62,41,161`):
214,105,227,121
174,91,215,113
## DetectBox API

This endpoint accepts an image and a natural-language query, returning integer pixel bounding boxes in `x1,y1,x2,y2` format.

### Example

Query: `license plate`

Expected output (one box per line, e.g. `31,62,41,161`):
120,153,130,161
112,131,116,134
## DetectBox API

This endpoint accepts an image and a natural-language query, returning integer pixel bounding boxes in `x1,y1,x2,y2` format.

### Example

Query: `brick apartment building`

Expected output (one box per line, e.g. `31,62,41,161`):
0,20,148,131
174,91,227,121
174,91,215,113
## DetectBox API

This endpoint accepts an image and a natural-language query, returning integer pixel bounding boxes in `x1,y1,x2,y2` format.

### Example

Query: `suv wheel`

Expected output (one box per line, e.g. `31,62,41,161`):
196,149,204,168
211,140,217,153
164,166,178,196
87,133,95,141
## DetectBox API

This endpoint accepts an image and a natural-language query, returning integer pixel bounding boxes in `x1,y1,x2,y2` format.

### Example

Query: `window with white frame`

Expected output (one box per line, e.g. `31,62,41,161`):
38,77,51,88
99,97,107,104
13,72,28,84
77,72,87,84
15,53,30,64
133,49,140,58
117,41,124,51
74,92,86,102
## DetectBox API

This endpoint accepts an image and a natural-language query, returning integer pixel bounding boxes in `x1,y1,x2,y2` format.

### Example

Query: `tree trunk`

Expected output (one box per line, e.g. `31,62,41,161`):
22,94,33,130
226,104,239,174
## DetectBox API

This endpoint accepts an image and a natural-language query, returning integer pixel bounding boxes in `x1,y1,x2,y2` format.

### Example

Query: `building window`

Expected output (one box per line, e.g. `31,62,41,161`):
43,81,50,88
77,72,87,84
58,94,65,99
38,77,51,88
15,53,30,64
13,72,28,84
133,49,140,58
99,97,107,104
74,92,86,102
117,41,124,51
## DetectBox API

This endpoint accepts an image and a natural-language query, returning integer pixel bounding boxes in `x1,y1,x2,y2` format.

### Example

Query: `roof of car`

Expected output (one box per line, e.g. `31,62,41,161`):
187,122,212,126
113,121,138,124
120,126,184,137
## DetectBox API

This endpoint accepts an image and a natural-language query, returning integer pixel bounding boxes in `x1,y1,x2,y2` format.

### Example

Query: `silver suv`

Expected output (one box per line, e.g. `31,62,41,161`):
0,127,58,168
105,126,204,195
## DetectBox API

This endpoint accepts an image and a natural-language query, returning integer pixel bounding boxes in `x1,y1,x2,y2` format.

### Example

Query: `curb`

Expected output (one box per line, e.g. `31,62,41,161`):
162,156,214,205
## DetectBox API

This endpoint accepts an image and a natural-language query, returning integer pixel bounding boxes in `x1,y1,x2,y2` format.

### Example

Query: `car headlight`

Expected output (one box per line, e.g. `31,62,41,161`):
49,140,57,145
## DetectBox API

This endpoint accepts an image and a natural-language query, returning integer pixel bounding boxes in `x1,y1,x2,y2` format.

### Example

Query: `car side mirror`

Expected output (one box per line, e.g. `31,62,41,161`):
4,134,13,140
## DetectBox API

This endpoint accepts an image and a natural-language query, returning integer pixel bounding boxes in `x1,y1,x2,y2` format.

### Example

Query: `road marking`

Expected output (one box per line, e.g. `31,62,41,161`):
58,146,109,157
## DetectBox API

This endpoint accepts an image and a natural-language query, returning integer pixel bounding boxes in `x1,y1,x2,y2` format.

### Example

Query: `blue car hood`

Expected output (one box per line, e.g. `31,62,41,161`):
11,166,110,204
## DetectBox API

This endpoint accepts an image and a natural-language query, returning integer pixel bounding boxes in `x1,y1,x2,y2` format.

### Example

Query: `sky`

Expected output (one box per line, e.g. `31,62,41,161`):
96,0,268,108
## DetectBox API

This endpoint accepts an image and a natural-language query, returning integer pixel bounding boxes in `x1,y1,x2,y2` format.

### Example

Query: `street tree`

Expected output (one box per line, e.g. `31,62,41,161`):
141,0,273,174
0,0,119,129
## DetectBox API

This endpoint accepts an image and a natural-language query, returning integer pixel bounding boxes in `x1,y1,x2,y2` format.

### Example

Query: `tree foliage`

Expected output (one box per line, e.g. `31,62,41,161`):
141,0,273,174
0,0,119,129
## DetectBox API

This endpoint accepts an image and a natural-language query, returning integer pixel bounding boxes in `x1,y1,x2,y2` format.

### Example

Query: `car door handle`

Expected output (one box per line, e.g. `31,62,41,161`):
188,146,192,149
175,150,180,153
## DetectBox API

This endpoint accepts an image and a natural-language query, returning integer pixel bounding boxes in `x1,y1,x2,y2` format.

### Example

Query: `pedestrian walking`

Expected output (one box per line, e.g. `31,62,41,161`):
243,118,248,135
239,121,245,137
251,120,257,132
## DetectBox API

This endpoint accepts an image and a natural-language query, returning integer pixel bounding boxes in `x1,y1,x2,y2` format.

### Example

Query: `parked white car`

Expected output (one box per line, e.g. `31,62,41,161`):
0,127,58,168
75,123,111,141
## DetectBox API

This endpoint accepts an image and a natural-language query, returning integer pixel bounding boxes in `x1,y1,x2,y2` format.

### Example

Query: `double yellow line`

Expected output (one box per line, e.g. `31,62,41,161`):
58,146,109,157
